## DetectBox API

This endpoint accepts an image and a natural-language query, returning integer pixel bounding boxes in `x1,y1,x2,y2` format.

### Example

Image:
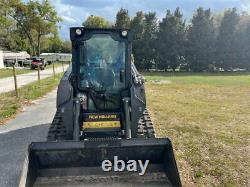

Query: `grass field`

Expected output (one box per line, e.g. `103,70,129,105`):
0,68,33,79
0,63,65,79
144,72,250,186
0,73,62,125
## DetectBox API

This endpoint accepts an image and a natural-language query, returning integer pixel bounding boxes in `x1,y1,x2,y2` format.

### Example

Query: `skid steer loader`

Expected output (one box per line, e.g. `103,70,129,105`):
19,28,181,187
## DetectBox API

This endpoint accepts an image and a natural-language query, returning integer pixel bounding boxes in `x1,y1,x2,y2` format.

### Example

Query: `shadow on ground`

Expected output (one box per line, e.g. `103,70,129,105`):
0,124,49,187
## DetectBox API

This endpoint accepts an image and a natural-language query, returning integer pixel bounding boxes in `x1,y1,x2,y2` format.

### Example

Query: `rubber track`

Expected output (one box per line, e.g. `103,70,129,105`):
47,110,67,141
137,109,155,138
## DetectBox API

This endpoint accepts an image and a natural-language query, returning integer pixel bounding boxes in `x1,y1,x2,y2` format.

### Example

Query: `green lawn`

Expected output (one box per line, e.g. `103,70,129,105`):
47,62,66,69
0,68,33,79
144,72,250,86
0,73,62,125
0,63,66,79
144,72,250,186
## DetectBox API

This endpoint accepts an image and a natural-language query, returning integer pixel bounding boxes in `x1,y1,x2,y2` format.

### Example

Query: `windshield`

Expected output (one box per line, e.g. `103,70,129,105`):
79,34,126,93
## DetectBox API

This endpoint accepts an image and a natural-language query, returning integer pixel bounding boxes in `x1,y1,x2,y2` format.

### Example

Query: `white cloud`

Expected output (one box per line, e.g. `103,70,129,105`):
241,0,250,11
241,0,250,4
61,15,77,23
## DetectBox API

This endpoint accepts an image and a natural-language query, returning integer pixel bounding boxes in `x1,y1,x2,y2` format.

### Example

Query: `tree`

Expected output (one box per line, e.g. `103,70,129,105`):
44,34,62,53
186,8,216,72
0,0,13,49
156,8,186,71
130,11,145,69
141,12,158,69
8,1,36,54
8,0,60,56
31,0,61,56
43,33,71,53
61,40,72,53
0,0,28,51
115,8,130,28
83,15,110,28
130,11,158,70
243,23,250,71
236,16,250,70
216,8,239,70
130,11,144,41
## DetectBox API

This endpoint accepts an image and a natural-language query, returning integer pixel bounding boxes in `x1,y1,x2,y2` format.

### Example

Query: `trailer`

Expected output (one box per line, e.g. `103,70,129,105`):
0,50,4,69
40,53,72,64
3,51,30,67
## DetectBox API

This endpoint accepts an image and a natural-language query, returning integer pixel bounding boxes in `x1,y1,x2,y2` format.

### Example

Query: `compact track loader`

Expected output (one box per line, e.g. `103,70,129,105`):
19,28,181,187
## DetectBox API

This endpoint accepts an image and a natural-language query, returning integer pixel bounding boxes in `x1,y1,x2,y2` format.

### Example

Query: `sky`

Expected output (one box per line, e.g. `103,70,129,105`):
48,0,250,40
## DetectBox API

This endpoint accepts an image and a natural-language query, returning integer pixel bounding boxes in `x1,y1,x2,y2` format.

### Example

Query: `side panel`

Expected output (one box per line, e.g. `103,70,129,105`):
130,63,146,137
130,83,146,137
56,66,74,139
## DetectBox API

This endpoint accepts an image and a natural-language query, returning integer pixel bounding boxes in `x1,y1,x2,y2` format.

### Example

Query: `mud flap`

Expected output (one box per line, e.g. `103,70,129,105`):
19,138,181,187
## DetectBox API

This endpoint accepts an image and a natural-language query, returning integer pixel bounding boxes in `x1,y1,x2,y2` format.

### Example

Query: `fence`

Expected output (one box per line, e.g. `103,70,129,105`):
6,61,70,97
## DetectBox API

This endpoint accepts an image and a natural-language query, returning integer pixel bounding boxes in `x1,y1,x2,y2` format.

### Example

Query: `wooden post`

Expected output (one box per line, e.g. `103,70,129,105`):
62,62,65,73
12,65,18,97
38,63,41,84
53,62,56,79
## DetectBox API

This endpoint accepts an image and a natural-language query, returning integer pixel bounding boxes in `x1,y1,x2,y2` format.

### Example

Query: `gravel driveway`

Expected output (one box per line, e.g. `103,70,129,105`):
0,89,57,187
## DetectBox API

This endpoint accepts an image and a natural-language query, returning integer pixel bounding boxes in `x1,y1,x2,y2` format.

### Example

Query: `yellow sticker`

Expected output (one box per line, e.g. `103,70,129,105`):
88,114,118,120
83,121,121,129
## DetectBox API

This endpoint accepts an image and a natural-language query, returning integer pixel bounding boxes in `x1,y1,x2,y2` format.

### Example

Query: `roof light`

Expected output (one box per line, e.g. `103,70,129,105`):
121,30,127,37
76,29,82,35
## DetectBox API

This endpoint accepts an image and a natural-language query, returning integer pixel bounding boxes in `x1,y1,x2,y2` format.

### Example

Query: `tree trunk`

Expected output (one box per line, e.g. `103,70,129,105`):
32,45,36,56
26,30,36,56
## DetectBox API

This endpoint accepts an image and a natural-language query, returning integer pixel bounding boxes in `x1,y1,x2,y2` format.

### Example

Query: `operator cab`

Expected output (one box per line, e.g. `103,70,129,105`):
79,34,126,94
70,28,132,138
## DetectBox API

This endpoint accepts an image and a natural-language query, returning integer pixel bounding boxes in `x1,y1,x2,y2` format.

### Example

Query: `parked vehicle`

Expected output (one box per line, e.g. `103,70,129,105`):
30,58,47,70
23,58,32,67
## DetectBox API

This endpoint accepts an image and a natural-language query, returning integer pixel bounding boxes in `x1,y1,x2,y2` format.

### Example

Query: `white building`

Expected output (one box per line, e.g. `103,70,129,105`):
0,50,4,69
40,53,72,63
3,51,30,60
3,51,30,67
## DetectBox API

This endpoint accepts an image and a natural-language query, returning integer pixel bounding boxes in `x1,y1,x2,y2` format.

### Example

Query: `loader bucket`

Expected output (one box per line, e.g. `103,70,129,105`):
19,138,181,187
